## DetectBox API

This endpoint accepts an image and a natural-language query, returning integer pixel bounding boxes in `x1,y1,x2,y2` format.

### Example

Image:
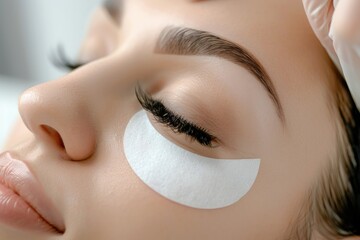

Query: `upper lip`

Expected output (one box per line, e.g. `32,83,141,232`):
0,151,65,233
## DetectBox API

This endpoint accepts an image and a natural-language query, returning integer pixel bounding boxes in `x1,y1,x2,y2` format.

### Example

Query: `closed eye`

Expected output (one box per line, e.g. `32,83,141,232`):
135,84,218,148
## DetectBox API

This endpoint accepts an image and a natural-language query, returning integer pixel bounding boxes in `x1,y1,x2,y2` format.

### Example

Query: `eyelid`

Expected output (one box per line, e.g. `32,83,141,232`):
135,84,219,147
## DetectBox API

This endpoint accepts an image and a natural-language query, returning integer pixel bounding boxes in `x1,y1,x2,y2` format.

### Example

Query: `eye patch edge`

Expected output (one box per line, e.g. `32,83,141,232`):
123,110,261,209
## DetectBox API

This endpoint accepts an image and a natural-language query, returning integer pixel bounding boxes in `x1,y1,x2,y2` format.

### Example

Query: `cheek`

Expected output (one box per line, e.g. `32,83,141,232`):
123,110,261,209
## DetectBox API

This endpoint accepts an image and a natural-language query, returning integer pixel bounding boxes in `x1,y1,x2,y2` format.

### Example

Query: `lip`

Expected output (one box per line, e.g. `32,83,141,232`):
0,152,65,233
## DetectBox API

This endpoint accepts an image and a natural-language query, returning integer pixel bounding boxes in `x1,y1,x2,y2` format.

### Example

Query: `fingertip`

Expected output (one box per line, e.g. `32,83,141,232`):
331,0,360,43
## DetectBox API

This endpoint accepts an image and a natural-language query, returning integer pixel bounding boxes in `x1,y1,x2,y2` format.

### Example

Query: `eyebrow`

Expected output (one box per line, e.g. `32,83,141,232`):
155,26,285,122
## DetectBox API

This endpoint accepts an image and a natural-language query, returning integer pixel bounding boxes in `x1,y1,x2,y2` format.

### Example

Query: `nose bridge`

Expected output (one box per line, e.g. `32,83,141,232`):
18,51,147,161
71,50,147,98
72,48,154,121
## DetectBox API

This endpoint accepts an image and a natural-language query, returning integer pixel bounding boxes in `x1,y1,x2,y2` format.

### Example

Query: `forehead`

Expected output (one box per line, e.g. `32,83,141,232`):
118,0,331,107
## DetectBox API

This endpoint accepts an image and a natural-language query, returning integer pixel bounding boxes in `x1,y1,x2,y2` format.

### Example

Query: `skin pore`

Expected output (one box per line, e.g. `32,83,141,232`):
1,0,356,239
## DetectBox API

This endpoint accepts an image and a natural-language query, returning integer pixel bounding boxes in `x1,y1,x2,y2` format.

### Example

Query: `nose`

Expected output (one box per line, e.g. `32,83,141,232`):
19,80,97,161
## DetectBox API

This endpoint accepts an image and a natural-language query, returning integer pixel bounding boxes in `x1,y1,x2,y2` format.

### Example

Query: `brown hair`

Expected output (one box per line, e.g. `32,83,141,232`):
287,67,360,239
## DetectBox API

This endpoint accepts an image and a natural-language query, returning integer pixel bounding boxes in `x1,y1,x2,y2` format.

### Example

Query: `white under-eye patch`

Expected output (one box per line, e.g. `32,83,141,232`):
123,110,261,209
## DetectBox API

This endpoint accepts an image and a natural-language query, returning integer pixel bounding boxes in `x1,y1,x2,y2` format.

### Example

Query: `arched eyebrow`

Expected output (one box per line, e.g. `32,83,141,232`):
101,3,285,122
155,26,285,123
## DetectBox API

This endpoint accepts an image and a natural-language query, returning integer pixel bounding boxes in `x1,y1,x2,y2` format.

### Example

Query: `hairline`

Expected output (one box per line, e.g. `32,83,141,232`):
286,67,358,239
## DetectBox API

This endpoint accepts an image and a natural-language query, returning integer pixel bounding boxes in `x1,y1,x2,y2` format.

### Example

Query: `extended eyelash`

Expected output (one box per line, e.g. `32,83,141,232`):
50,45,84,71
135,84,217,147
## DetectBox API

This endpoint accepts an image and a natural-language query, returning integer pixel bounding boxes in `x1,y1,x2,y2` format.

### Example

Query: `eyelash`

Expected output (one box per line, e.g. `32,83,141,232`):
50,45,85,71
135,84,218,147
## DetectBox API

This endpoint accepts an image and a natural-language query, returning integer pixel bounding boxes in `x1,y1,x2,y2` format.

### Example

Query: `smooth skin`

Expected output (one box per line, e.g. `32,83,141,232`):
1,0,355,239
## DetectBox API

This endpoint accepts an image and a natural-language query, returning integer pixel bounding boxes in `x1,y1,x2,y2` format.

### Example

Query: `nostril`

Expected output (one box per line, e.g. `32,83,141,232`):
41,125,65,149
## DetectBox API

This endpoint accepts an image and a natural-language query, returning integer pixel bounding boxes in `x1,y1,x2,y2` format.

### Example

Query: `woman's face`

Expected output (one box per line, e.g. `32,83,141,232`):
1,0,339,239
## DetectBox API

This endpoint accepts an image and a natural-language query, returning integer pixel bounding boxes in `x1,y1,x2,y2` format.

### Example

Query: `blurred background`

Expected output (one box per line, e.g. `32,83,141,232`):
0,0,102,148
